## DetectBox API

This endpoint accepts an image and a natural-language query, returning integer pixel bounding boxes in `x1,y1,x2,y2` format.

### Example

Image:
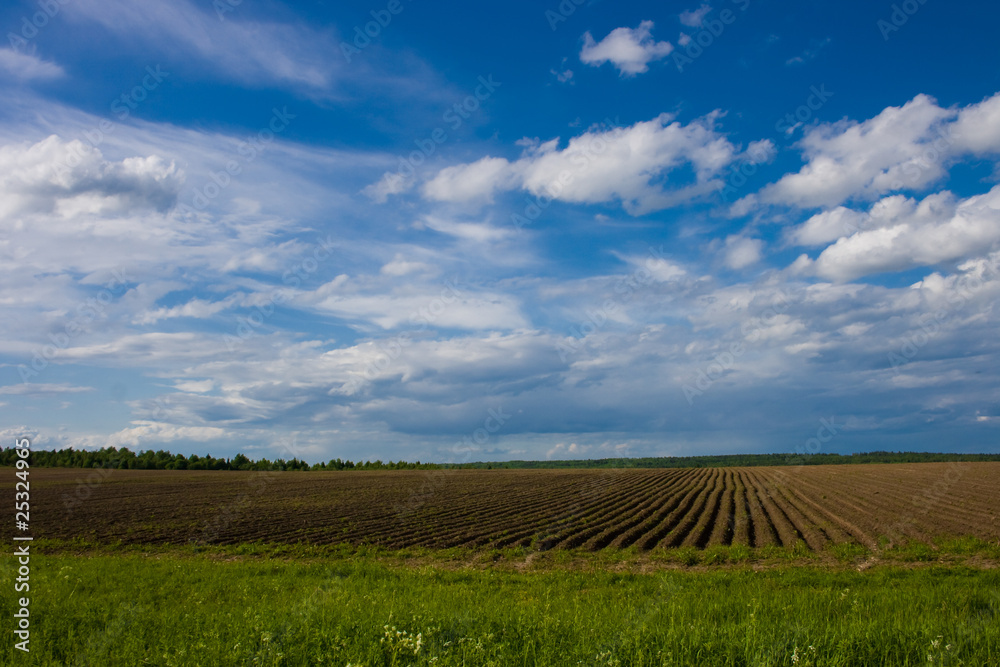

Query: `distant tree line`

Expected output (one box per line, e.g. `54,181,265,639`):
469,451,1000,469
0,446,437,471
2,446,999,472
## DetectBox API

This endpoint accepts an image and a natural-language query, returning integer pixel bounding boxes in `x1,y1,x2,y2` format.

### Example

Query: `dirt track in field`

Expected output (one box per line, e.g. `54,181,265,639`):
25,462,1000,550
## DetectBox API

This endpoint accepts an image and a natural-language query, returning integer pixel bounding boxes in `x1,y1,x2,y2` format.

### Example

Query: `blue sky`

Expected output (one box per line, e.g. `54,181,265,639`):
2,0,999,463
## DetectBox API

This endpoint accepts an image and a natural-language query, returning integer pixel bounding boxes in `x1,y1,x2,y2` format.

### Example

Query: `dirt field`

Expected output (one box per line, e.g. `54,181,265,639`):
27,462,1000,550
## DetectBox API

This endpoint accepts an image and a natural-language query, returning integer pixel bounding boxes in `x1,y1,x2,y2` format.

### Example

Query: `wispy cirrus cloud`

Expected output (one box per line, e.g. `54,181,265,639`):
0,383,94,395
63,0,339,95
679,4,712,28
0,48,64,80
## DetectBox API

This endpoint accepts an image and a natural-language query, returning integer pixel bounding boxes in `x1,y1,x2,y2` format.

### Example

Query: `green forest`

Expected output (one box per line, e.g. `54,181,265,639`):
2,445,998,471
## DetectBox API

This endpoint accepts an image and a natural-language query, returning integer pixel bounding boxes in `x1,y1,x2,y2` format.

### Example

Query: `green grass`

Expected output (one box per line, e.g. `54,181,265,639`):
30,534,1000,567
2,546,999,666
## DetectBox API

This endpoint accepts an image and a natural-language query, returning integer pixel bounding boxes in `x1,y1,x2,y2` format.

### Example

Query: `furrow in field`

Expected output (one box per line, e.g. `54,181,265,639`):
32,464,1000,550
628,469,714,550
680,468,727,549
584,468,701,550
385,480,594,546
364,473,601,538
481,471,660,550
573,469,704,550
431,470,673,549
519,470,675,550
796,470,952,542
649,468,721,549
738,470,777,547
747,468,809,547
630,468,716,549
750,469,829,551
772,471,881,548
788,470,961,544
553,470,689,549
705,469,737,547
730,469,752,546
346,472,627,545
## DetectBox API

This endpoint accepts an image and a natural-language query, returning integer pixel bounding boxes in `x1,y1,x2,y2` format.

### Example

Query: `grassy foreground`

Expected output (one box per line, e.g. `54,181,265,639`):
2,546,998,666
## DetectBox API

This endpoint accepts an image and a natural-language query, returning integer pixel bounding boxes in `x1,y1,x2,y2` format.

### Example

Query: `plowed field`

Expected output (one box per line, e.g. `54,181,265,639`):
28,462,1000,551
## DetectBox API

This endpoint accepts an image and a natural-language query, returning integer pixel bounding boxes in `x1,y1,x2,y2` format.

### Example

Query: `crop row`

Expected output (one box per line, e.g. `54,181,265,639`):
27,463,1000,550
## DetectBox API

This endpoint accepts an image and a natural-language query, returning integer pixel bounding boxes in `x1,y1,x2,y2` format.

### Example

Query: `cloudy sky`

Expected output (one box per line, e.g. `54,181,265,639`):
2,0,999,463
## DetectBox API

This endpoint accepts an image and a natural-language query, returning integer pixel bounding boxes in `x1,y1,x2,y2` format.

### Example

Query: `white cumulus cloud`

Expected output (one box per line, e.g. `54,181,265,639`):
0,135,184,219
579,21,673,76
422,113,742,215
751,92,1000,212
796,186,1000,281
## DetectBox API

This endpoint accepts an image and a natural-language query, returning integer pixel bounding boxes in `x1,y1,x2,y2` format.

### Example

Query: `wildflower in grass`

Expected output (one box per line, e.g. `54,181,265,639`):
790,644,818,666
927,636,952,664
381,624,423,657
